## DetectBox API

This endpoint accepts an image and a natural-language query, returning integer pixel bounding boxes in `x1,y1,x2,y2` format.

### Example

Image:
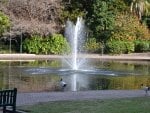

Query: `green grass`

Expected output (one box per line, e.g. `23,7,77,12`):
19,97,150,113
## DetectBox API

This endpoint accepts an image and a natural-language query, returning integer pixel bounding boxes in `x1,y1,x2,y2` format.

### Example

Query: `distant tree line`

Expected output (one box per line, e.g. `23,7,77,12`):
0,0,150,54
62,0,150,54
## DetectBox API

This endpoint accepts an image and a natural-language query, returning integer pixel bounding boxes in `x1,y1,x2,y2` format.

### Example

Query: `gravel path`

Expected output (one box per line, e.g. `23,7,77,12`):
17,90,149,106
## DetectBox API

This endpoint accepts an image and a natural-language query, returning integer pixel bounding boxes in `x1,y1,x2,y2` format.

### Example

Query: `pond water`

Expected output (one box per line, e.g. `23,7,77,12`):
0,59,150,93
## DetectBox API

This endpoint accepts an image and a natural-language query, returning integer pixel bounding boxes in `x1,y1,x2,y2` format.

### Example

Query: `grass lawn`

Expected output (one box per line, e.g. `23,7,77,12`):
19,97,150,113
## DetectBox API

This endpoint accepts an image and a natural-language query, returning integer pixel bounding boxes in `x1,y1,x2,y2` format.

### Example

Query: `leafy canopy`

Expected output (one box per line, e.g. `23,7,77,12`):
87,0,115,42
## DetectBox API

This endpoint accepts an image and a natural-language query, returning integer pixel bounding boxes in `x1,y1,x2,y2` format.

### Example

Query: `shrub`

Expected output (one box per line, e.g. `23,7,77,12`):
106,41,124,54
0,11,10,36
49,34,70,54
113,13,150,41
83,38,101,53
124,41,135,54
106,40,134,54
23,35,42,54
134,40,149,52
23,34,70,55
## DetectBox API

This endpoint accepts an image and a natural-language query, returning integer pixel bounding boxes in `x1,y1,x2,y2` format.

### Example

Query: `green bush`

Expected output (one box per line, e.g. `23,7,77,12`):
134,40,149,52
106,40,134,54
124,41,135,54
23,34,70,55
0,11,10,36
106,41,124,54
83,38,101,53
49,34,70,54
23,35,43,54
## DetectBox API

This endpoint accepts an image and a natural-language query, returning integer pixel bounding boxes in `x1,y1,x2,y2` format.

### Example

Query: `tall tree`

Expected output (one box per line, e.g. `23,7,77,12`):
130,0,150,20
87,0,115,42
61,0,94,22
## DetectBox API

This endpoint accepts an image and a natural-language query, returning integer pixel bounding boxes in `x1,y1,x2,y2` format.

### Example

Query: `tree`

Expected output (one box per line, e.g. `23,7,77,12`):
87,0,115,42
61,0,90,22
130,0,150,20
111,13,150,41
0,0,63,37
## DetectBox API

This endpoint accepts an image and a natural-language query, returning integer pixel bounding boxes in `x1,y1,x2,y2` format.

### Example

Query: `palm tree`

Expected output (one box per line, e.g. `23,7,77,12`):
130,0,150,20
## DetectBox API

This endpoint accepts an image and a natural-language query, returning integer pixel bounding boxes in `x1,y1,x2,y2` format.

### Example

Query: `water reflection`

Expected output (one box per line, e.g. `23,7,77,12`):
0,59,150,92
72,74,77,91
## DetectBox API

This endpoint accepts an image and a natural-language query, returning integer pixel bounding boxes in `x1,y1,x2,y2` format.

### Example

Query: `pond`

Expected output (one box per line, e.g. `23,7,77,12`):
0,59,150,93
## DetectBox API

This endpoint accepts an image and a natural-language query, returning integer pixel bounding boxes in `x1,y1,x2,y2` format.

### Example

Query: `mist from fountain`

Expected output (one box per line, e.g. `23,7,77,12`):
64,17,86,70
63,17,86,91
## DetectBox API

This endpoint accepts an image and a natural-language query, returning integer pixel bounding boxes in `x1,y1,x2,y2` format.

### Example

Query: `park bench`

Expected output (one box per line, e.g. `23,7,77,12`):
0,88,17,113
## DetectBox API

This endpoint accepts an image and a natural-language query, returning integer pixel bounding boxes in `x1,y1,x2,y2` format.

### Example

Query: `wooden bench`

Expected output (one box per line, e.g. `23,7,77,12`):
0,88,17,113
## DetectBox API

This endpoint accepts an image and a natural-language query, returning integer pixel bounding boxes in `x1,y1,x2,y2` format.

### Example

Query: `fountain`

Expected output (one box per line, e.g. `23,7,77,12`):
64,17,86,70
63,17,86,91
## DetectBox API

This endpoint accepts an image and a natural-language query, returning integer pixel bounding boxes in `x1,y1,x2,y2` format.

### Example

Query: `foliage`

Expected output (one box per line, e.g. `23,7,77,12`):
142,15,150,28
62,0,150,55
106,41,124,54
0,11,10,36
111,13,150,41
111,0,129,12
61,9,85,23
0,0,8,4
83,37,101,53
134,40,150,52
23,34,70,55
106,13,150,54
1,0,150,54
0,0,63,36
106,40,135,54
61,0,88,22
135,24,150,40
23,35,42,54
87,0,115,42
49,34,70,54
130,0,150,20
0,41,9,53
124,41,135,53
